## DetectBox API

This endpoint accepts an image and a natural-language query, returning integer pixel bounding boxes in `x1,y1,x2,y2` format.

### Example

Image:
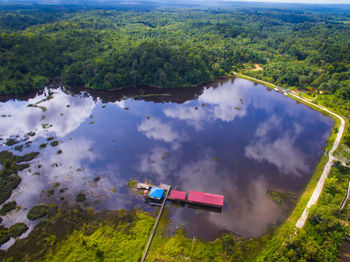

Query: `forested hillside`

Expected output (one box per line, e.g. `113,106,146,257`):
1,6,349,104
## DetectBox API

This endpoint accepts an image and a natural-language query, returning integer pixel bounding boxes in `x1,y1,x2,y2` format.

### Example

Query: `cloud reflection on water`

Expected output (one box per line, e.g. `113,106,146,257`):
0,88,95,140
169,178,281,238
166,150,282,238
137,118,185,145
0,78,333,242
245,115,309,176
138,146,182,180
198,82,248,122
1,137,118,231
164,80,248,129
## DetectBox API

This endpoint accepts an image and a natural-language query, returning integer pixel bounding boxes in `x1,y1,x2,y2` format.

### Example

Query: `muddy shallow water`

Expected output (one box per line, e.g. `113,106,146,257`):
0,77,333,242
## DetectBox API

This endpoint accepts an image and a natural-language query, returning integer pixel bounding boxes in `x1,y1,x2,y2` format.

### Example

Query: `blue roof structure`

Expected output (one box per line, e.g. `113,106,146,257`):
149,187,165,200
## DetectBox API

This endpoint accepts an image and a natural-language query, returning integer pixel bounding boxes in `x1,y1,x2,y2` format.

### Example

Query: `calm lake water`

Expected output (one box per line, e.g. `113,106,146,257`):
0,77,333,243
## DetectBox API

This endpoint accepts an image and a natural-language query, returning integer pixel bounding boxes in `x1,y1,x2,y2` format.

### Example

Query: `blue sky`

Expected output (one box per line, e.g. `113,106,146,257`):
213,0,350,2
2,0,350,4
228,0,350,3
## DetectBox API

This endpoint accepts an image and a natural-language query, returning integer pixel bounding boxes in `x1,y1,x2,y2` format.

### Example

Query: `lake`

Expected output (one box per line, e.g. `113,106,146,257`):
0,77,333,245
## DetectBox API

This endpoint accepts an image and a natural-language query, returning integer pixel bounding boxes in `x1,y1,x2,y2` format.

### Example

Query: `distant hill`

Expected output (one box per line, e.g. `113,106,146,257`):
1,0,350,12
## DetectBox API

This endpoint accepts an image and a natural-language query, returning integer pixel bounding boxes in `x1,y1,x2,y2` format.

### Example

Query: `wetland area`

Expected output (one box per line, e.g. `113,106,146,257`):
0,77,333,260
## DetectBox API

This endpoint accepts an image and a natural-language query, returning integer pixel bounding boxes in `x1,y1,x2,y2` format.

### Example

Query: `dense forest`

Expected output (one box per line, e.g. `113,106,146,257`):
1,3,350,261
1,5,349,102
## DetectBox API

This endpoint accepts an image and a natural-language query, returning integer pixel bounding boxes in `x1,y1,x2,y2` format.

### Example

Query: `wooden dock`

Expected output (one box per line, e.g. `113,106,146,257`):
141,184,171,262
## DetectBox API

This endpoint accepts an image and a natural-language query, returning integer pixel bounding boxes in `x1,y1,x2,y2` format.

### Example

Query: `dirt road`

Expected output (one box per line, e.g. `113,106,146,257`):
290,93,345,229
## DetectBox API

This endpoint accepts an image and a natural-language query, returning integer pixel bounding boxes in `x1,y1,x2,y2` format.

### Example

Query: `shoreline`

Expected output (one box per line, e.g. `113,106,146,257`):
232,72,345,229
0,74,344,260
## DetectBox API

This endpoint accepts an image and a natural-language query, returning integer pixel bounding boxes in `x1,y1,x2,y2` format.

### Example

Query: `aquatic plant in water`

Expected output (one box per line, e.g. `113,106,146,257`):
0,201,17,216
27,205,49,221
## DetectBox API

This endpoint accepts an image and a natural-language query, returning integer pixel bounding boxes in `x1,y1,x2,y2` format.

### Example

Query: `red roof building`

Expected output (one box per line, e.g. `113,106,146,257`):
188,190,224,208
169,190,186,201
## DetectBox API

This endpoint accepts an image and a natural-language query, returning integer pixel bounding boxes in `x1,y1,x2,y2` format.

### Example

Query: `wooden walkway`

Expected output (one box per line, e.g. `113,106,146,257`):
141,184,171,262
339,179,350,213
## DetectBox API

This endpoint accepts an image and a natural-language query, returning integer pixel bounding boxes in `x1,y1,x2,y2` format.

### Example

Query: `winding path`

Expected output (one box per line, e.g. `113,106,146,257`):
291,93,345,228
234,73,345,229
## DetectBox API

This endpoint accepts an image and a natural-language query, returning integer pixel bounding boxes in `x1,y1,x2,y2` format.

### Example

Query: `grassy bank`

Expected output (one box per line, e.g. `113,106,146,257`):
145,208,272,262
232,73,277,90
257,164,350,261
2,206,273,262
44,210,273,262
43,211,154,262
2,208,154,261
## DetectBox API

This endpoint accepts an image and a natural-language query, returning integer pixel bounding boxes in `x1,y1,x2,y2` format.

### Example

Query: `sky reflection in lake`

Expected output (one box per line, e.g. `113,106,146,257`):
0,77,333,240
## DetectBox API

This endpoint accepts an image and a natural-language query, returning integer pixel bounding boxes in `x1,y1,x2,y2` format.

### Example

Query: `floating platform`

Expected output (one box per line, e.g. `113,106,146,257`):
137,183,150,189
187,190,224,208
138,182,224,208
148,187,165,200
168,190,186,201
